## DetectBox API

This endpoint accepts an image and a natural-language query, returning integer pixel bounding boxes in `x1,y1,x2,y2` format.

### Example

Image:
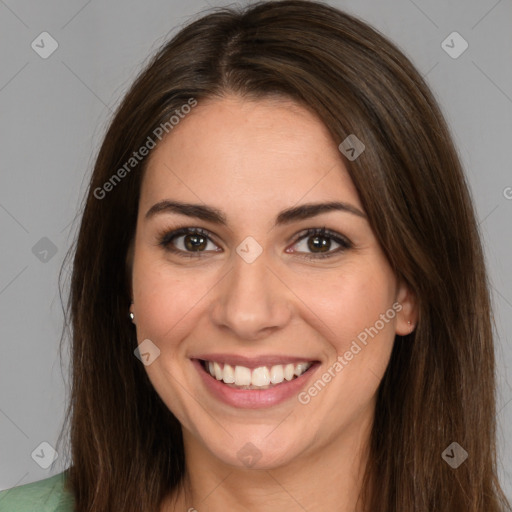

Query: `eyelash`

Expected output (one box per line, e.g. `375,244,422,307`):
156,226,352,260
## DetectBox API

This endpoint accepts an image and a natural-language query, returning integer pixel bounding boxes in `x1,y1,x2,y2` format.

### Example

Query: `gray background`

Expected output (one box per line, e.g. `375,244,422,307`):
1,0,511,499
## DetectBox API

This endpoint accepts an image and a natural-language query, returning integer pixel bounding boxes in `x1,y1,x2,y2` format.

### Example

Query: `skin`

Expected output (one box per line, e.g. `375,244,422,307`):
128,94,417,511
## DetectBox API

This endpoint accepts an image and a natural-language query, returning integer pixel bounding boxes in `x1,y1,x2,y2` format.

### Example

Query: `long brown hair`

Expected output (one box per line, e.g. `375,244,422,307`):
56,1,511,510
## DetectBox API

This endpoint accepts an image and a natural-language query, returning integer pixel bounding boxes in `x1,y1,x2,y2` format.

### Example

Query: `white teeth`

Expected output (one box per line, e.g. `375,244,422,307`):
204,360,313,388
294,363,309,376
270,365,284,384
234,365,252,386
223,364,235,383
213,362,223,380
284,363,295,381
251,366,270,387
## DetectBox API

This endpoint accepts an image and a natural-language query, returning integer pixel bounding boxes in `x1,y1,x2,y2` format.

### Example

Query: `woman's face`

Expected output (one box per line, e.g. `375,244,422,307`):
130,95,415,470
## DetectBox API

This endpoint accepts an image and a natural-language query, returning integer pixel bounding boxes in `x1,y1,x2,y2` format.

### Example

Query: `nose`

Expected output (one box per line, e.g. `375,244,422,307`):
209,247,293,341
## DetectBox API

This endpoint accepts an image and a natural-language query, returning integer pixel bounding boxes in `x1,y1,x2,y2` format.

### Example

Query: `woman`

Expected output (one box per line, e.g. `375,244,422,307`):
1,1,509,510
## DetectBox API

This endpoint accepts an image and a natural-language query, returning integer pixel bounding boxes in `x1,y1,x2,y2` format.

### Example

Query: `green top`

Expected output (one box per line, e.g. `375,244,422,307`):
0,471,74,512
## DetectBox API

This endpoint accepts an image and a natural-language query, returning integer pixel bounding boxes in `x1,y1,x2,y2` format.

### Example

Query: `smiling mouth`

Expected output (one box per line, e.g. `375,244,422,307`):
199,359,316,390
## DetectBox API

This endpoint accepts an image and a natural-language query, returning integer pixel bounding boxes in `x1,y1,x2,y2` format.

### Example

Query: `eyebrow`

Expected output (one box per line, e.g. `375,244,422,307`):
145,199,366,227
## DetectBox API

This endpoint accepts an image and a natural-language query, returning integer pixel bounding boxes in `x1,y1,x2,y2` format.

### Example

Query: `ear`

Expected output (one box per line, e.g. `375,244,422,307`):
394,276,418,335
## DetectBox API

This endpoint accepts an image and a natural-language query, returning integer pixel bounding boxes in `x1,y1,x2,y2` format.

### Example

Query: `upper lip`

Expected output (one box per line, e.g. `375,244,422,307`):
192,353,319,369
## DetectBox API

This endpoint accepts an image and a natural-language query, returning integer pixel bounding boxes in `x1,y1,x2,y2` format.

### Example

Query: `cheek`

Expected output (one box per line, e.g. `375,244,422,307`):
131,254,205,351
294,259,396,353
131,256,207,415
304,265,397,410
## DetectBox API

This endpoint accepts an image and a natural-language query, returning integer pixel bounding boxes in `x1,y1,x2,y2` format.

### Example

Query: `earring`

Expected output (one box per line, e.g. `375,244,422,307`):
129,300,135,323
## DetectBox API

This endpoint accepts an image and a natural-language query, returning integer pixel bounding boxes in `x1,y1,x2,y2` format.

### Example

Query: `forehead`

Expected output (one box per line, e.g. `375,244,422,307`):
140,95,363,214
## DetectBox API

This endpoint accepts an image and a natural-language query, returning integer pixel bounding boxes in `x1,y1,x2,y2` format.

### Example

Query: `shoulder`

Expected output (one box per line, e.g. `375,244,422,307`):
0,470,75,512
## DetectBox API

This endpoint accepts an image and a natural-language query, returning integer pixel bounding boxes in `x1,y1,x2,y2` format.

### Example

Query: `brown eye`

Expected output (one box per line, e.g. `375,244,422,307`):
289,227,352,260
182,232,208,251
158,227,220,257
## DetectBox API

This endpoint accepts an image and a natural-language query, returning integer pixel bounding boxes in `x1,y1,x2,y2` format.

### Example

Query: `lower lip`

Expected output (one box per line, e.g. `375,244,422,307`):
192,359,320,409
